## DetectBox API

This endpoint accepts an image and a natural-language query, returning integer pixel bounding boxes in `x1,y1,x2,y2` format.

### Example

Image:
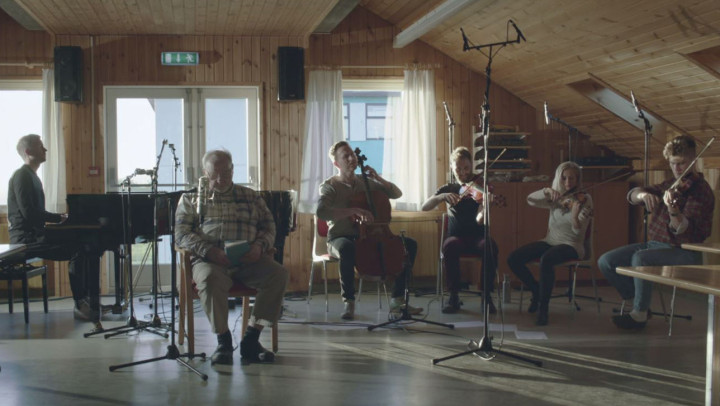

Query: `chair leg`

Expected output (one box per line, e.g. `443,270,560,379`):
241,296,251,337
669,286,677,337
307,261,315,304
271,324,278,353
323,262,328,312
382,282,390,309
377,282,381,309
178,265,187,347
42,271,48,314
590,267,600,314
8,279,14,314
22,275,30,324
570,267,577,317
357,278,363,303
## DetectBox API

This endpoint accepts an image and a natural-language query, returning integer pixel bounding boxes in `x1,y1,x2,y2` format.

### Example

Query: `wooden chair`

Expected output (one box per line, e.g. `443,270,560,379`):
519,219,600,314
176,247,278,355
307,216,338,312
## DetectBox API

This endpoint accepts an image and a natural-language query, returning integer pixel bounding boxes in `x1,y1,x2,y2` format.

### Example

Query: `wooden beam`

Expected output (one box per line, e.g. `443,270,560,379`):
393,0,480,48
312,0,359,34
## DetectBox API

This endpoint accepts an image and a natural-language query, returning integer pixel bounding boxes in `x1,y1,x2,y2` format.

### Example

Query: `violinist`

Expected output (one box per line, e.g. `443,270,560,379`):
422,147,499,314
507,161,593,326
599,135,715,330
316,141,422,320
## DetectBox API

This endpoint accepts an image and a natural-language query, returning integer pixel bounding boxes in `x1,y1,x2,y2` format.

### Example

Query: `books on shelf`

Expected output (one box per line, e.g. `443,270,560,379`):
224,240,251,266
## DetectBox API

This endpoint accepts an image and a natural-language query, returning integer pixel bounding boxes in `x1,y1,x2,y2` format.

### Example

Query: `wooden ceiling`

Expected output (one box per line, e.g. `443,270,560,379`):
9,0,720,158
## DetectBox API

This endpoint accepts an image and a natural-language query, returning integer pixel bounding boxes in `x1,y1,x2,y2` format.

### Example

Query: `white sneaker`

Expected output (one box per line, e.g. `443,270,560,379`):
341,301,355,320
390,298,423,315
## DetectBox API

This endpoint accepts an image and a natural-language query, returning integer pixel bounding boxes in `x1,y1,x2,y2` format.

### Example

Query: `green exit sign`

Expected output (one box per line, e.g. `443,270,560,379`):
161,52,199,66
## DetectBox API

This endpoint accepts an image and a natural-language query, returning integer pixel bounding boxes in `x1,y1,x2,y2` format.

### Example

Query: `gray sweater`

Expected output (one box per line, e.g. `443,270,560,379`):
526,189,593,259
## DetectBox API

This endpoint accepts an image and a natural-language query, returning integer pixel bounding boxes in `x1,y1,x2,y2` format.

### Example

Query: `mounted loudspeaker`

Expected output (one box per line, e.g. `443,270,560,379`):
54,46,83,103
277,47,304,101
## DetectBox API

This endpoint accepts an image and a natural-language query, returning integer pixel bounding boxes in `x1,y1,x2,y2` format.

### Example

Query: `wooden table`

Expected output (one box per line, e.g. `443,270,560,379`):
617,264,720,406
682,243,720,255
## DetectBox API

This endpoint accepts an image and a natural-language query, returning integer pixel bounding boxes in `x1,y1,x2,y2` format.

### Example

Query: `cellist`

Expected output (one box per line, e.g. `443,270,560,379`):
316,141,423,320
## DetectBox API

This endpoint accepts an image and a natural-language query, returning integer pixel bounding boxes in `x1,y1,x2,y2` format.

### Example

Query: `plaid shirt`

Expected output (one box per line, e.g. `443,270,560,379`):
629,174,715,246
175,184,276,260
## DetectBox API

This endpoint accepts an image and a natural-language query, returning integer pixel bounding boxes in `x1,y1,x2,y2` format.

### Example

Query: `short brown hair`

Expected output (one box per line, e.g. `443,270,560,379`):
328,140,350,162
450,146,472,164
663,135,696,160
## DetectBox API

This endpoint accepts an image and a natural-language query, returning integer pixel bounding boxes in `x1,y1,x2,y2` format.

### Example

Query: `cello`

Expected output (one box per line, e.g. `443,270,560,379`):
350,148,406,280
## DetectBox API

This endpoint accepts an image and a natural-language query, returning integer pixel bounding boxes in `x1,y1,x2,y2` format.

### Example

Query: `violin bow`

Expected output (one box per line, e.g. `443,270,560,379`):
667,136,715,190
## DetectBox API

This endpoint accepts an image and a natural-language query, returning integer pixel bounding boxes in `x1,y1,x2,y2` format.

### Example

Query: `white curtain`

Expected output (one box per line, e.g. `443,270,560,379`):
41,69,66,213
382,70,436,211
298,70,343,213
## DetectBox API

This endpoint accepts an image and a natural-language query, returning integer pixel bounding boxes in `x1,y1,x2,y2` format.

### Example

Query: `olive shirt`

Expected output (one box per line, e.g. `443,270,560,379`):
316,174,402,241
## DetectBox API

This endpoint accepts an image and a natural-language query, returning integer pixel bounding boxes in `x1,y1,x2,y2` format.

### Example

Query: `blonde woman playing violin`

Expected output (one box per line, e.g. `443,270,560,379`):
599,135,715,330
508,161,593,326
422,147,499,314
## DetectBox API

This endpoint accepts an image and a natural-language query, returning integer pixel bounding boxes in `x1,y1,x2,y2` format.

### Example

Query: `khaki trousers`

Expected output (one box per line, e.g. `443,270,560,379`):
192,255,288,334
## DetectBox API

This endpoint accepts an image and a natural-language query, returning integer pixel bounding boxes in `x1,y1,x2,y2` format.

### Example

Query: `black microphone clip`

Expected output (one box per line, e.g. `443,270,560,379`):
460,27,469,51
509,20,526,42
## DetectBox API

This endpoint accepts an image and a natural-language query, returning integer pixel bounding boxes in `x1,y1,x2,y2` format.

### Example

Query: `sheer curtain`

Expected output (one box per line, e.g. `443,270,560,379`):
298,70,343,213
42,69,66,213
382,70,436,211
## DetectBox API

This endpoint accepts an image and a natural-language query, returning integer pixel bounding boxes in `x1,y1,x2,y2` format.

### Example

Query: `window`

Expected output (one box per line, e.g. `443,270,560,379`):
105,86,260,191
342,79,402,173
0,81,43,209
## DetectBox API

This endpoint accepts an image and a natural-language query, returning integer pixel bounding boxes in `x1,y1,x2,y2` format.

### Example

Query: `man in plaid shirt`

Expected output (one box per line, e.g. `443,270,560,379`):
176,149,288,365
599,135,715,329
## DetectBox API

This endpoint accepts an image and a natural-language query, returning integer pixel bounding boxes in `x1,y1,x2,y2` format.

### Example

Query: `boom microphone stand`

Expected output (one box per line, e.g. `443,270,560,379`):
433,21,541,367
109,197,207,380
543,102,588,162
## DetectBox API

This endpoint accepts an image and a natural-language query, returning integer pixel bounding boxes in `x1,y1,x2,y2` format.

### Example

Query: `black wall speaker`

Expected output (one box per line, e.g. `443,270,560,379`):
54,46,83,103
278,47,304,101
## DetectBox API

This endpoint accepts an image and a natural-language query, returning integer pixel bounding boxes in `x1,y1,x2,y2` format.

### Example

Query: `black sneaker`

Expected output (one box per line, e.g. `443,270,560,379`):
240,339,275,363
527,297,539,314
210,343,234,365
612,314,647,330
535,309,548,326
442,295,461,314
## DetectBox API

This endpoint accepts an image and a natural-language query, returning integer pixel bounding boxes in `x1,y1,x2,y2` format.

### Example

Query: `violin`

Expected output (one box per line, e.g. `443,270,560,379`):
559,191,589,212
456,175,506,207
349,148,406,279
667,172,698,209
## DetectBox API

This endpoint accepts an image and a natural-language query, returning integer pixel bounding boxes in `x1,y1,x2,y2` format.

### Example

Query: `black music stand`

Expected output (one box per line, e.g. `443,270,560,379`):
433,23,540,367
109,196,207,380
367,233,454,331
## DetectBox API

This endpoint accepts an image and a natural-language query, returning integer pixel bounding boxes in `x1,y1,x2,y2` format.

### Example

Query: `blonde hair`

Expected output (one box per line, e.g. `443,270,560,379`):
450,146,472,164
328,140,350,162
551,161,582,193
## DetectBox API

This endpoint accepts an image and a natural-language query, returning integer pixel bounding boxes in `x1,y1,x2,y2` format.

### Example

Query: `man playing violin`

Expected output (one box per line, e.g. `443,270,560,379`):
422,147,499,314
508,161,593,326
599,134,715,329
317,141,422,320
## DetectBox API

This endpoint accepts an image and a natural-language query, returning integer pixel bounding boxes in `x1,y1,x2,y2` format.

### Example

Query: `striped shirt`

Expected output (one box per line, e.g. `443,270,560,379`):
175,184,276,260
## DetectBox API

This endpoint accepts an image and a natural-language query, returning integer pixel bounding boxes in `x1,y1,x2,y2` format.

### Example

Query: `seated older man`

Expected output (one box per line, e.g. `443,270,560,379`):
175,149,288,365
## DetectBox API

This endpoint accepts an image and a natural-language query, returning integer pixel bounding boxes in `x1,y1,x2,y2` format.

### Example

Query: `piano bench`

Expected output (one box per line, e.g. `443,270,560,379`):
0,258,49,324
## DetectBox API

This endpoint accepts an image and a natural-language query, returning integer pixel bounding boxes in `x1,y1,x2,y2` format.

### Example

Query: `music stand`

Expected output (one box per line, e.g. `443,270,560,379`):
433,22,541,367
109,195,207,380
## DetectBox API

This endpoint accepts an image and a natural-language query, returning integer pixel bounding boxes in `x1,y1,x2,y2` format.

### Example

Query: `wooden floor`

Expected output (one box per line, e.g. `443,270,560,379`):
0,285,708,405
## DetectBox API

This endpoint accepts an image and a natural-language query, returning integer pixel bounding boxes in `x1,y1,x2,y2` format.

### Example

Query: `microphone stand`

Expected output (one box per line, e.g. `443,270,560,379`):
622,93,691,324
92,174,169,339
443,101,456,184
109,194,207,380
433,22,541,368
543,103,587,162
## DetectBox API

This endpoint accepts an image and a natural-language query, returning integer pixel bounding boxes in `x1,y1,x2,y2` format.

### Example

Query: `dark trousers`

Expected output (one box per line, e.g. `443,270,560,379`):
14,235,101,307
327,236,418,302
442,235,498,294
507,241,578,306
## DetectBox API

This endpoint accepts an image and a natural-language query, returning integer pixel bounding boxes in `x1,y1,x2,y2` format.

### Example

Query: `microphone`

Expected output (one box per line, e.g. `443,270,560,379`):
134,168,155,176
630,90,640,113
509,20,526,42
460,28,469,51
544,101,550,125
197,176,209,223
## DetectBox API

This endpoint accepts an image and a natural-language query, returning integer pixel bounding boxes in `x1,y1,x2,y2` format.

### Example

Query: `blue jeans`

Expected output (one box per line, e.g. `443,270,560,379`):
598,241,702,312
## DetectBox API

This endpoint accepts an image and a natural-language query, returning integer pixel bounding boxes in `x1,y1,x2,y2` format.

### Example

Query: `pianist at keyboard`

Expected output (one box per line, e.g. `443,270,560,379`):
7,134,101,322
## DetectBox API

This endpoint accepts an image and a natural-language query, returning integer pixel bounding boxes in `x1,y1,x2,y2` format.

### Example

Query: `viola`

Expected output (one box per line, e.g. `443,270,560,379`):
350,148,406,279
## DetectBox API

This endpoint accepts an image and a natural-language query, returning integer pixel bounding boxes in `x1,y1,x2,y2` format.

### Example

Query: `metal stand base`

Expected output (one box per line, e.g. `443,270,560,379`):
109,344,207,380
